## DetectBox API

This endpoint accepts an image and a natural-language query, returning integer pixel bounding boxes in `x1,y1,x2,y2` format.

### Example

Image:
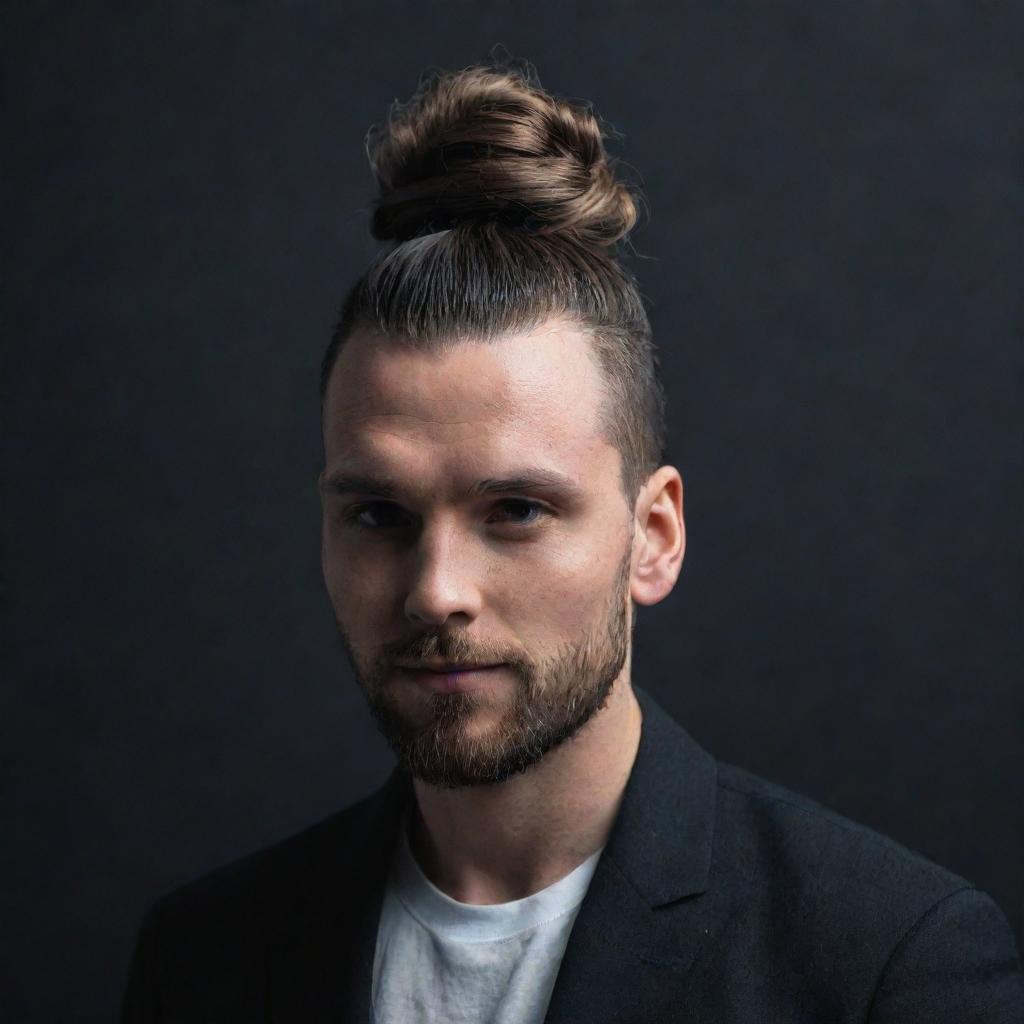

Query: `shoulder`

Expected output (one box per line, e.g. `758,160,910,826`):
713,760,970,916
121,782,406,1019
145,784,384,938
714,763,1020,971
702,762,1023,1017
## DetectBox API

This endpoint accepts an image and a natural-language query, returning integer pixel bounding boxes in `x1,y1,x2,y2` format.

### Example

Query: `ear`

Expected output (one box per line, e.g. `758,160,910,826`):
630,466,685,608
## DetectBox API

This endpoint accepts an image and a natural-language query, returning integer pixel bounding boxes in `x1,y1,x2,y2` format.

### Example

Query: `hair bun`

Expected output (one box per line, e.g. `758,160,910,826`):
365,59,641,248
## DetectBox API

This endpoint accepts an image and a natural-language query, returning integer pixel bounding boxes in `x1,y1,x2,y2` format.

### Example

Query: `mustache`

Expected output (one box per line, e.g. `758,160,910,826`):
390,632,510,667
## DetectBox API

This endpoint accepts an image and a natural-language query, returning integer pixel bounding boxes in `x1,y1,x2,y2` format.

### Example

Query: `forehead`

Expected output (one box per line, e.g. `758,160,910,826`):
321,319,613,480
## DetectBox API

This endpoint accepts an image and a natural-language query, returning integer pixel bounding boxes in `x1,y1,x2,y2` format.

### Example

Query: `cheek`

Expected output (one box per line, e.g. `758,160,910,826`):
558,538,632,626
506,559,614,635
551,587,608,632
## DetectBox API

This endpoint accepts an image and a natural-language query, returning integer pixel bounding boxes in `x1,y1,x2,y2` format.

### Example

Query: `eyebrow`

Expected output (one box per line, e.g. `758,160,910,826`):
319,467,584,503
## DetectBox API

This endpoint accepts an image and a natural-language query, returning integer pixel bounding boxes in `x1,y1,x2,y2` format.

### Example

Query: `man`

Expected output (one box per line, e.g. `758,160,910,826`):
122,60,1023,1023
122,315,1023,1022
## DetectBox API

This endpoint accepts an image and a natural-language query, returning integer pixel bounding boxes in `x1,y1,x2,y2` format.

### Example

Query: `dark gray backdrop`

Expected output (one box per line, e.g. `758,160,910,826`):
3,2,1022,1021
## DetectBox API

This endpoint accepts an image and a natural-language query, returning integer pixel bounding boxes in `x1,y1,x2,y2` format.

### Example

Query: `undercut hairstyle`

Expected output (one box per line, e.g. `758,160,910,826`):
320,53,668,511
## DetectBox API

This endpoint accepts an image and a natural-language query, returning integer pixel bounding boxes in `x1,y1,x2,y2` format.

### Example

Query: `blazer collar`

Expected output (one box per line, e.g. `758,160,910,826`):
602,684,717,905
542,685,725,1023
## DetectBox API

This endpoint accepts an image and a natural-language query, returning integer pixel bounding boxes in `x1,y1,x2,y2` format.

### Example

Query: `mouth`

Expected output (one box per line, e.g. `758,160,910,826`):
397,663,508,694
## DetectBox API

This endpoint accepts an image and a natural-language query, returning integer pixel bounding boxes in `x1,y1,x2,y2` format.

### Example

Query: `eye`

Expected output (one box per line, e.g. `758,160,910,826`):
341,502,406,530
490,498,549,526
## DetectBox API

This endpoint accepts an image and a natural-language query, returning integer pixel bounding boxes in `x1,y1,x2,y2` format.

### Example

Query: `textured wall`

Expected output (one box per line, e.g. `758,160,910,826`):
4,2,1021,1019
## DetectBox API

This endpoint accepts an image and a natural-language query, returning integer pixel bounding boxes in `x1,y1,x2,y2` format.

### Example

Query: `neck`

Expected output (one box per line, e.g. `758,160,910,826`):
408,675,643,905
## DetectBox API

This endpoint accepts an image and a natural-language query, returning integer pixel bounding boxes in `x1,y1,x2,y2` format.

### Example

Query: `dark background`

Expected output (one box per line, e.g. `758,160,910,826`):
3,2,1022,1020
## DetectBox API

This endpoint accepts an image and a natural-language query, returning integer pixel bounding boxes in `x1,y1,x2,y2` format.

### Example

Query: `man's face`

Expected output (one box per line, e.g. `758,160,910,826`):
319,319,639,788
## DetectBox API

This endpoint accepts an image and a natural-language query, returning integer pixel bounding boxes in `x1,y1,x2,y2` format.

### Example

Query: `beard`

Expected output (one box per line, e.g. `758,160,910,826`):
332,533,636,789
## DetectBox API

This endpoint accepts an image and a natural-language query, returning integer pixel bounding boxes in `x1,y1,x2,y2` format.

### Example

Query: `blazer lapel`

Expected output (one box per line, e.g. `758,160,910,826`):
267,765,414,1024
543,686,728,1024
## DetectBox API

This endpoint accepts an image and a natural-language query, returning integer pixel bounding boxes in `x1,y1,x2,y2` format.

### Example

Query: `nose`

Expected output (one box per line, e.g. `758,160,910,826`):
403,526,484,627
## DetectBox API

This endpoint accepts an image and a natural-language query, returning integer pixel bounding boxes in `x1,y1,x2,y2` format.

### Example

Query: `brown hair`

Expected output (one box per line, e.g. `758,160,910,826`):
320,54,667,511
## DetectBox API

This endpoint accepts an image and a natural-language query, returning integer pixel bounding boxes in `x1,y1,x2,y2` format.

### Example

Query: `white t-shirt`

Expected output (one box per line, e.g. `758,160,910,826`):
371,806,604,1024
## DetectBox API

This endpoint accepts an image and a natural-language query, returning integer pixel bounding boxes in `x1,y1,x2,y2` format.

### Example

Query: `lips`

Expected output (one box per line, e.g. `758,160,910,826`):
421,664,499,673
399,663,507,694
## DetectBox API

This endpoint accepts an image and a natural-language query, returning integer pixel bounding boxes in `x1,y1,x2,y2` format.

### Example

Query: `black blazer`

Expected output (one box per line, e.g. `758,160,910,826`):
122,686,1024,1022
